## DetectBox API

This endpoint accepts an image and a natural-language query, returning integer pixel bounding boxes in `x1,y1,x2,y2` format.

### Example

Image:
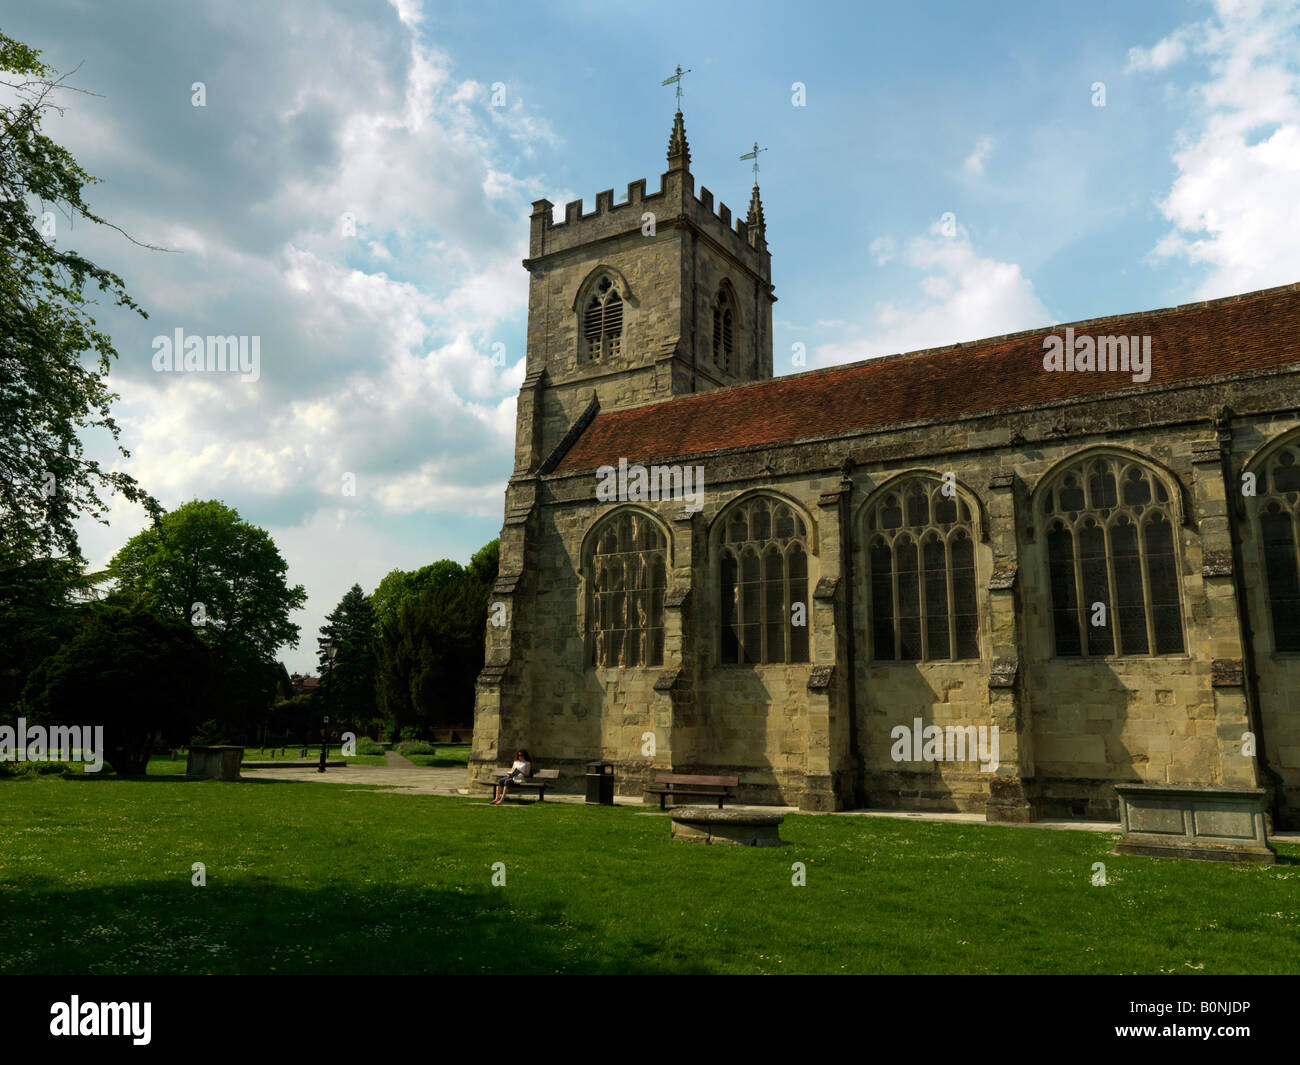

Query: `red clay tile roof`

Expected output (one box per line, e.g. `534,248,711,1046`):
552,283,1300,473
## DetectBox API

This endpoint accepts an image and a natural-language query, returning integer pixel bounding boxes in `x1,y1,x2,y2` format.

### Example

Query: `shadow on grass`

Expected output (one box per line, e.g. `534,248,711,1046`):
0,877,703,975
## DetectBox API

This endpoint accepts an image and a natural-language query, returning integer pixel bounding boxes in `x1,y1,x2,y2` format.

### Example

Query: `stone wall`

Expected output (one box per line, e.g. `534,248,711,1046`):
479,185,1300,824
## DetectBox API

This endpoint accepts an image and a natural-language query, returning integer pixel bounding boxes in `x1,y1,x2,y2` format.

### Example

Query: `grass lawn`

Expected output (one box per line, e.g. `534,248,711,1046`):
404,743,471,768
1,771,1297,975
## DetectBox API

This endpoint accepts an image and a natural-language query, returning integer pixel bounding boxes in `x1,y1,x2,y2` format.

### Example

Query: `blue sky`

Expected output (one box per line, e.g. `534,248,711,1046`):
7,0,1299,672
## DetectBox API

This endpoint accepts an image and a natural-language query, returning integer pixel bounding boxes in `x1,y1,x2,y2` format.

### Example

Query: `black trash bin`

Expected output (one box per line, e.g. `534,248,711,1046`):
585,761,614,805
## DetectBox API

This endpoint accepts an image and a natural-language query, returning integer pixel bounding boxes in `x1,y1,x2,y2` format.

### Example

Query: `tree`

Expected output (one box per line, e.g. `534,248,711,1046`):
0,34,159,569
0,33,164,714
108,500,304,657
372,559,467,736
370,560,463,634
317,584,377,729
0,556,84,714
467,539,500,588
107,500,306,733
406,576,485,727
22,598,213,775
373,540,499,735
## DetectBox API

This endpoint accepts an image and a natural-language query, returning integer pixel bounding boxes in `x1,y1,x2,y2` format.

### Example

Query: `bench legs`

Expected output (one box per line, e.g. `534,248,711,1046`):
654,792,731,809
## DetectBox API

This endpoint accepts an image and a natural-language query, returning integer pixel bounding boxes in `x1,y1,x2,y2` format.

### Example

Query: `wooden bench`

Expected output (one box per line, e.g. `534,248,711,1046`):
476,768,560,802
644,773,739,810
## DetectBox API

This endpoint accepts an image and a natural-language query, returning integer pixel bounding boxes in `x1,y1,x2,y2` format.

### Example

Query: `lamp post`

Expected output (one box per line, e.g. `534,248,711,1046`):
319,639,337,773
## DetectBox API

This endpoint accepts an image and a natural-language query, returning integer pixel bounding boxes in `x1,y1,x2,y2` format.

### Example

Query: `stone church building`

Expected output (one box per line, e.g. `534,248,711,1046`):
469,111,1300,827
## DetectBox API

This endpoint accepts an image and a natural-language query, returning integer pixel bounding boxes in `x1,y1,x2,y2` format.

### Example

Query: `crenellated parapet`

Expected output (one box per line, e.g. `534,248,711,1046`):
525,111,771,285
527,179,770,280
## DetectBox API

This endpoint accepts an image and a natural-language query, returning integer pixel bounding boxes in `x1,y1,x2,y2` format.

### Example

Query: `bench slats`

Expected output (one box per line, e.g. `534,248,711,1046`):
486,768,559,780
644,772,739,810
652,773,739,787
476,768,559,803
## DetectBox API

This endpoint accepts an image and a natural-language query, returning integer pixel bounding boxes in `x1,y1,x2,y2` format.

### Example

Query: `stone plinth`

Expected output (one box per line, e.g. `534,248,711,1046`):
669,806,785,846
1114,783,1275,863
186,746,244,782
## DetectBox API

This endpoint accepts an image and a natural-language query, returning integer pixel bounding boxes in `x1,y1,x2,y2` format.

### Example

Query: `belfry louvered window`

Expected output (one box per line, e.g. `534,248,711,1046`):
866,479,979,661
583,277,623,361
712,289,734,373
1041,455,1184,657
719,497,810,664
589,511,665,667
1254,442,1300,652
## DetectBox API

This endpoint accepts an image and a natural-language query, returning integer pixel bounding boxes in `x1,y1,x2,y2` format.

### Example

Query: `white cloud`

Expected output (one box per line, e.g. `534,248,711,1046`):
1127,24,1201,72
389,0,424,27
868,235,896,265
962,135,995,175
1141,0,1300,297
813,220,1049,367
55,1,554,670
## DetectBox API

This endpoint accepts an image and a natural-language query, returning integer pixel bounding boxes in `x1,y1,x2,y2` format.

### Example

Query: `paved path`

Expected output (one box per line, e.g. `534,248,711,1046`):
233,765,1300,839
239,761,646,803
242,762,468,795
835,809,1119,832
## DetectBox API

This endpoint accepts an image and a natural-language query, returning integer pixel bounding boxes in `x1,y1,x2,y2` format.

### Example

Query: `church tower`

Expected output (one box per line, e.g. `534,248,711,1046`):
512,110,776,475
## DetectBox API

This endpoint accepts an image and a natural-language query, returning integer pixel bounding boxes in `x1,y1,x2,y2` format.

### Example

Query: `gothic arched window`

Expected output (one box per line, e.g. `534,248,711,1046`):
866,478,979,661
711,288,735,373
588,511,666,667
582,276,623,362
719,496,810,664
1252,440,1300,652
1040,454,1184,657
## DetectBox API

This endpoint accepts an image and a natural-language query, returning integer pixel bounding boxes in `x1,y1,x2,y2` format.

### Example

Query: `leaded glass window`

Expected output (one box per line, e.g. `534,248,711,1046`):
866,478,979,661
589,511,665,667
1254,442,1300,652
1041,455,1184,657
719,496,810,664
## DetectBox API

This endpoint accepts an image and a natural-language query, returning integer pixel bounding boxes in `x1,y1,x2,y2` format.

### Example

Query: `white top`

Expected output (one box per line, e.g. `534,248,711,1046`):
512,760,531,776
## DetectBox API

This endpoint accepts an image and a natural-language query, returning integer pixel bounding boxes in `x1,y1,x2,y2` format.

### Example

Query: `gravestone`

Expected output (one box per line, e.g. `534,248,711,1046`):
669,806,785,846
1114,783,1275,863
186,746,245,782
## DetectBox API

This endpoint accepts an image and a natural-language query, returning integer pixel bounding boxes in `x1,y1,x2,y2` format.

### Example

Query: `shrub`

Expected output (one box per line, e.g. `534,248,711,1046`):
396,740,436,755
190,719,228,746
399,727,422,742
354,737,385,756
0,761,75,779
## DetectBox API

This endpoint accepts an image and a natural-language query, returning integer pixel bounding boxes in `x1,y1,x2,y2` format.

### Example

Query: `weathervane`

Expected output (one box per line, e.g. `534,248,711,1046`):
661,64,692,108
740,141,767,183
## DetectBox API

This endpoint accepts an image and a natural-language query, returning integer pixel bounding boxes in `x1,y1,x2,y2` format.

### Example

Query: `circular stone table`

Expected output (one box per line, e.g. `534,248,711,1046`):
669,806,786,847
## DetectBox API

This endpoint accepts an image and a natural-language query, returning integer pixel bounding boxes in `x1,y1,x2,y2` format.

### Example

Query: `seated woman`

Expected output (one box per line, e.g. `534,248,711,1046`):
490,748,532,805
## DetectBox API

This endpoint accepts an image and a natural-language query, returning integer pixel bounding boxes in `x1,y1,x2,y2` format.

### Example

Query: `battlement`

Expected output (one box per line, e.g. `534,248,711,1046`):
527,161,769,277
530,173,667,244
692,185,766,253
